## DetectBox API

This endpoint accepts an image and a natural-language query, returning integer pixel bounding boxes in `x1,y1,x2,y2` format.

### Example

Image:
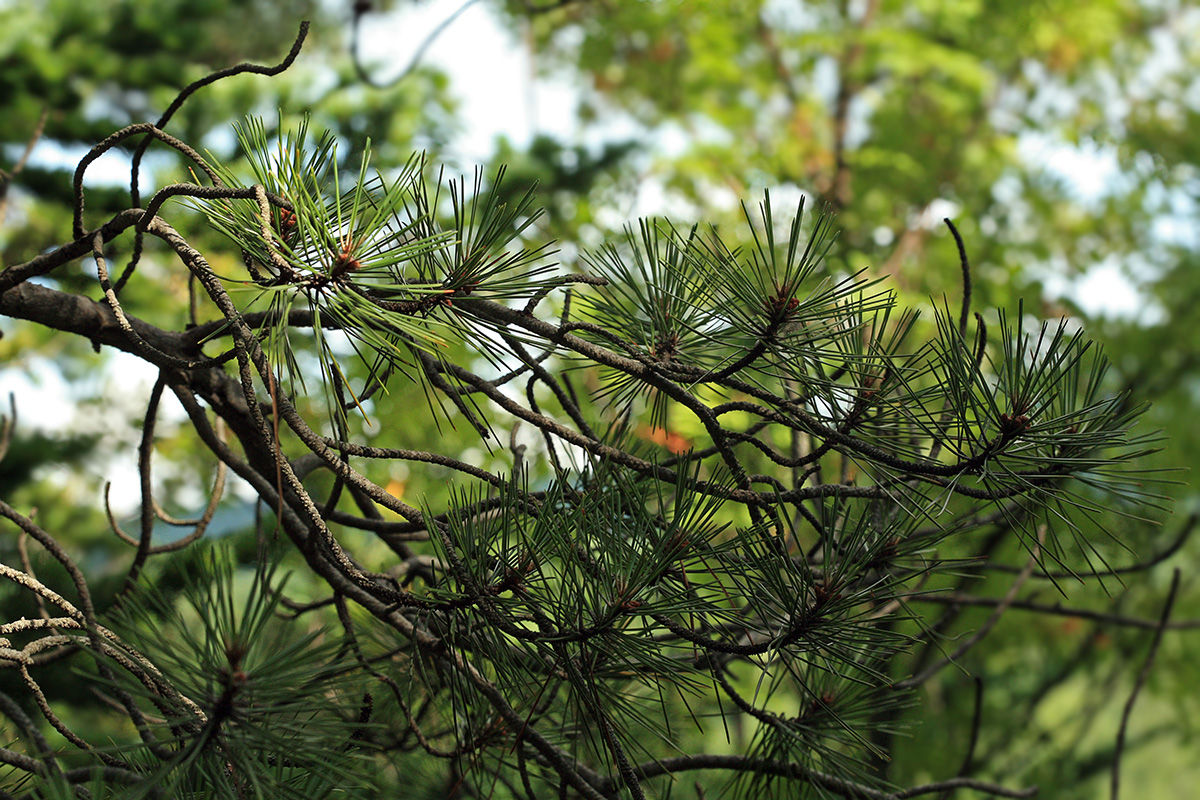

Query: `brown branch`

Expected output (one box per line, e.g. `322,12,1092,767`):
979,511,1196,580
0,208,145,293
910,591,1200,631
826,0,881,210
129,21,310,209
1111,568,1180,800
615,753,1037,799
896,526,1044,689
73,125,220,238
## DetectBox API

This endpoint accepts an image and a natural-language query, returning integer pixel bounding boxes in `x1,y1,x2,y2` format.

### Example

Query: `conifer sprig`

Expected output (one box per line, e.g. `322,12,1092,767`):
191,117,563,429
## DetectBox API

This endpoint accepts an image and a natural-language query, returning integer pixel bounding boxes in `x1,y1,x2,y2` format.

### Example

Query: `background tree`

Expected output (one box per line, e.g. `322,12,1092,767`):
0,1,1196,798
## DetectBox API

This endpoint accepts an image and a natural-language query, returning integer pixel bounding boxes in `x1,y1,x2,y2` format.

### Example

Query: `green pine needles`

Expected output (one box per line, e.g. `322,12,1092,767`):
99,551,370,799
0,104,1169,800
192,115,556,433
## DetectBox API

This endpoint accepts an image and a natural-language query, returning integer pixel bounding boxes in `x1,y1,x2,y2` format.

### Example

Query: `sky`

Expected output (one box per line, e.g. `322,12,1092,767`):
355,0,579,164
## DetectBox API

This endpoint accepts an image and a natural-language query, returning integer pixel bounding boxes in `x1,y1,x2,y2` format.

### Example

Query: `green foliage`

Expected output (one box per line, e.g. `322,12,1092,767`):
1,2,1196,799
99,548,370,799
191,114,559,432
500,1,1200,793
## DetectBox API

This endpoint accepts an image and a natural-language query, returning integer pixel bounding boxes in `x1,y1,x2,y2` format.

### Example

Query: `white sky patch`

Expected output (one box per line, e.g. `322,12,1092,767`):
356,0,580,165
1042,255,1162,324
1073,261,1147,320
2,140,165,194
1018,133,1122,204
916,199,961,229
0,357,77,430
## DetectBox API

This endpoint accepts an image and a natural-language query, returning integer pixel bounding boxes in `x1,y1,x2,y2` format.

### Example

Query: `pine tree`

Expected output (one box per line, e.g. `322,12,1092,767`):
0,24,1176,800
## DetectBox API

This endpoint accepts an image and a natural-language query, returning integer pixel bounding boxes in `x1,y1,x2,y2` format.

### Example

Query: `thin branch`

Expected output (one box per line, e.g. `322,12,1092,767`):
896,526,1044,689
979,511,1196,580
130,21,310,208
616,753,1037,799
73,125,220,238
116,21,310,295
352,0,481,89
910,592,1200,631
0,207,145,293
1111,568,1180,800
944,218,972,337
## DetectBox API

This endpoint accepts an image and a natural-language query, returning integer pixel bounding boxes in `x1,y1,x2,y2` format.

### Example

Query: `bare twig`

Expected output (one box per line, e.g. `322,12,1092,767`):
0,107,47,226
910,591,1200,631
352,0,481,89
896,526,1045,689
616,753,1037,798
1111,568,1180,800
944,218,972,337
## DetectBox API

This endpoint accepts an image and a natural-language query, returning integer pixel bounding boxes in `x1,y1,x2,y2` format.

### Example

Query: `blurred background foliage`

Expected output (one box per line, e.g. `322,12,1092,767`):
1,0,1197,796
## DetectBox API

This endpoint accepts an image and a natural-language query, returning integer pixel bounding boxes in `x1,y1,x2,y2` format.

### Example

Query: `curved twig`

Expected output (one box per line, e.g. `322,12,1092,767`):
896,526,1045,690
1111,568,1180,800
352,0,480,89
